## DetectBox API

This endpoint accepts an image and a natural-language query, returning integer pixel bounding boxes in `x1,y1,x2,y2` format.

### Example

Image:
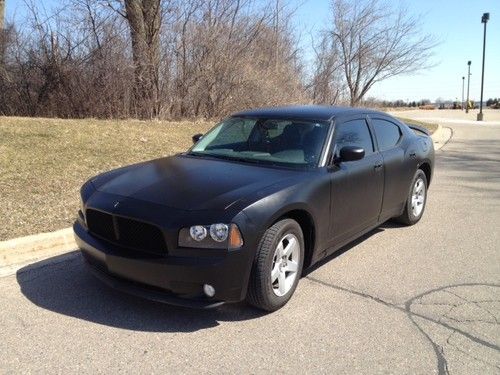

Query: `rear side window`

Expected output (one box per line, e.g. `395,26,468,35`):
372,119,402,151
334,119,374,155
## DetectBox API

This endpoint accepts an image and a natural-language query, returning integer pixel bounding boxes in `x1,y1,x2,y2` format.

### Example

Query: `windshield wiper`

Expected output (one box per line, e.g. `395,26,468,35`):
187,151,204,157
224,155,282,167
188,152,276,166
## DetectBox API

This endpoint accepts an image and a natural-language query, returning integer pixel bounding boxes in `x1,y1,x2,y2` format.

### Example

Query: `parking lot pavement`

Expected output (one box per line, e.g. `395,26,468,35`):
1,120,499,374
390,108,500,126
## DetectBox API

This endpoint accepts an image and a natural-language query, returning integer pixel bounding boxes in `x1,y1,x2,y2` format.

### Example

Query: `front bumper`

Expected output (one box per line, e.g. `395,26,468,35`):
73,221,253,308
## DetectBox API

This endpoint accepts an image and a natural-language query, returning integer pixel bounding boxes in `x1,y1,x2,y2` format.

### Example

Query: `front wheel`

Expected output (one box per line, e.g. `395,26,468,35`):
247,219,304,312
395,169,428,225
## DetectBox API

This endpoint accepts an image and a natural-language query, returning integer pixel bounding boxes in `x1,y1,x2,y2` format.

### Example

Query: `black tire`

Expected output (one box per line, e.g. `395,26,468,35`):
395,169,428,226
247,219,304,312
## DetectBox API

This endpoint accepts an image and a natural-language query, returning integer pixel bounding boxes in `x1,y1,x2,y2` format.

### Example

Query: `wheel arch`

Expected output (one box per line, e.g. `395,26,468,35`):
272,207,317,271
418,161,432,186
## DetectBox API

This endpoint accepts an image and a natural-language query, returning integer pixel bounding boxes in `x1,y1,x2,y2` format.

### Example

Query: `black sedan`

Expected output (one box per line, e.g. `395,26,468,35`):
74,106,434,311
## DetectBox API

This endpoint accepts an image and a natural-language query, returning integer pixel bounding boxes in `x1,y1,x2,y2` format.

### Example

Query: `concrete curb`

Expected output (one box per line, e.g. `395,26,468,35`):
0,227,75,277
431,124,452,151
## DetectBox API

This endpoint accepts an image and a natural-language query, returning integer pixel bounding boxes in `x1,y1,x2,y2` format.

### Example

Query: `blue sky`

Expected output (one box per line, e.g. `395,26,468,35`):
6,0,500,102
293,0,500,102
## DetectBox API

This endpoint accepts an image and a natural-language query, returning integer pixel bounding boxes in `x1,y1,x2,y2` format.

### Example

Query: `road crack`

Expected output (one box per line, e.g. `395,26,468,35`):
305,277,500,375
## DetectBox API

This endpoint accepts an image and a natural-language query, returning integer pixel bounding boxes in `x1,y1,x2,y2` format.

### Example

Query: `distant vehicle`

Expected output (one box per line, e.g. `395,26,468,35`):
74,106,435,311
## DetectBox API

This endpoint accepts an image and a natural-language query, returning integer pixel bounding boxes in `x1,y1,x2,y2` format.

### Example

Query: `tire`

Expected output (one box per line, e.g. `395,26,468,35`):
395,169,428,226
247,219,304,312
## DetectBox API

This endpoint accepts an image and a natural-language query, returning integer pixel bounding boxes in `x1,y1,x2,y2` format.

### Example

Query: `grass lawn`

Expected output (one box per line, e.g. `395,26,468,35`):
0,117,213,240
0,115,438,240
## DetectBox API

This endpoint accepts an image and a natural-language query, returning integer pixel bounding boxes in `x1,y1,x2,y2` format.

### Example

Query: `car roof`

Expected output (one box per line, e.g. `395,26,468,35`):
232,105,386,122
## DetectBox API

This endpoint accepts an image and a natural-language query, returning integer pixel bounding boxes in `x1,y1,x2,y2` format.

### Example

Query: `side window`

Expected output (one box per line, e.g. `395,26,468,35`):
334,118,374,156
372,119,402,151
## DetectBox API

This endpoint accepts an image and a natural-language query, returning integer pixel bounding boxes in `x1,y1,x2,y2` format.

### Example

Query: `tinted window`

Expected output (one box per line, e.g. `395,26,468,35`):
372,119,401,151
191,117,329,166
334,119,374,156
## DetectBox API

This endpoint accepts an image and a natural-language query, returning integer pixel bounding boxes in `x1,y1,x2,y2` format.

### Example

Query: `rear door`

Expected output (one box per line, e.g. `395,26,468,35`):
368,116,411,220
329,116,384,245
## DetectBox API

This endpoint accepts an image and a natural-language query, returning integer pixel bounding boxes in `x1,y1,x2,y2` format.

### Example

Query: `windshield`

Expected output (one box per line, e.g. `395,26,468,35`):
189,117,330,167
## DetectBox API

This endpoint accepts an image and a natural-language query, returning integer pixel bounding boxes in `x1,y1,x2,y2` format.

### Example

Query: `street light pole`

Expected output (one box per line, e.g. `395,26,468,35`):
478,12,489,121
466,61,471,113
462,76,465,110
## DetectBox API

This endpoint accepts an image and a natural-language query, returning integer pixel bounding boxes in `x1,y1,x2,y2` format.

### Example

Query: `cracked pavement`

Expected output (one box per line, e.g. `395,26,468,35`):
1,119,499,374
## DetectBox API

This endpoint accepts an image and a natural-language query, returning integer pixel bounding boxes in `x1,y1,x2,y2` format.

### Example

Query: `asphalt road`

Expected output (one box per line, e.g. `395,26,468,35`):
1,120,499,374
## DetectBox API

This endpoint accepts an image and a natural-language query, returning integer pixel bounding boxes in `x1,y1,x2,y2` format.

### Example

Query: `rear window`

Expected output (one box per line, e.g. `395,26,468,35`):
372,119,402,151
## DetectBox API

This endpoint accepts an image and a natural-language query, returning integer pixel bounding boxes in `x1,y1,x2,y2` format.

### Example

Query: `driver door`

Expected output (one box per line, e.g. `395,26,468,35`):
329,116,384,245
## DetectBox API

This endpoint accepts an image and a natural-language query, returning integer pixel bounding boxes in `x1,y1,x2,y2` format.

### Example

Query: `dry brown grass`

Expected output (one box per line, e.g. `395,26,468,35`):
418,105,436,110
0,117,213,240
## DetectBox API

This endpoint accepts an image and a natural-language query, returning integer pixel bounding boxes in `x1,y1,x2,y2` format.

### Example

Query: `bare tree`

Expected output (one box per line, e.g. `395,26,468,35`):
316,0,436,106
309,32,344,105
0,0,10,114
108,0,162,119
0,0,306,119
126,0,161,119
0,0,5,63
0,0,5,31
165,0,304,119
0,0,6,64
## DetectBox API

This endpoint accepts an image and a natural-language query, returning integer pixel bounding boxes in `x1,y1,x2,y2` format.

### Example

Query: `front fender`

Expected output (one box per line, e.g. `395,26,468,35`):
240,172,331,260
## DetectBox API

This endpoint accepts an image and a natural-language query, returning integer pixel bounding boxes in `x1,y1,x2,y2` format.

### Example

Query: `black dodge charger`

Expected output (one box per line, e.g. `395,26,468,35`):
74,106,434,311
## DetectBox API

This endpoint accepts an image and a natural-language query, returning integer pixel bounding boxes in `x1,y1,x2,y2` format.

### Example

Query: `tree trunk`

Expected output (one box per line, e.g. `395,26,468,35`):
124,0,161,119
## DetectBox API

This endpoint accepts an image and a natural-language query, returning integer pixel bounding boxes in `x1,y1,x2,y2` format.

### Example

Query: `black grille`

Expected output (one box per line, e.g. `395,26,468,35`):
85,209,115,240
85,209,167,255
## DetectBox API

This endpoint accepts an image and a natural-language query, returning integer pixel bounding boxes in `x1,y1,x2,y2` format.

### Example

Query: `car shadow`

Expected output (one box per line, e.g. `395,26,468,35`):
16,221,400,333
16,252,266,333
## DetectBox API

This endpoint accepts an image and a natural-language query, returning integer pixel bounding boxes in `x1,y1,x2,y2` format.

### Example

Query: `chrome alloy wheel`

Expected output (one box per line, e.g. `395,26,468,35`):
411,178,426,217
271,233,300,297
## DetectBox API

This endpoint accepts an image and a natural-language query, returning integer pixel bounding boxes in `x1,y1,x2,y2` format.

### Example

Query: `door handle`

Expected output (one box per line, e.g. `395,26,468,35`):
374,163,383,170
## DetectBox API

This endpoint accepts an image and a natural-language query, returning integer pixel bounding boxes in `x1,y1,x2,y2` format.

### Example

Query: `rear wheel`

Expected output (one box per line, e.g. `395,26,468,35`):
395,169,428,225
247,219,304,311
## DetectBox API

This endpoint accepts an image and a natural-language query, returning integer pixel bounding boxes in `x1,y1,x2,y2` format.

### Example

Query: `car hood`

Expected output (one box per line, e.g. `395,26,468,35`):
91,155,303,211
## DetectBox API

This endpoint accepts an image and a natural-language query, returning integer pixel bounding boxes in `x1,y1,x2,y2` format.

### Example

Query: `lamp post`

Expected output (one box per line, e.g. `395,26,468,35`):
462,76,465,110
477,12,489,121
466,61,471,113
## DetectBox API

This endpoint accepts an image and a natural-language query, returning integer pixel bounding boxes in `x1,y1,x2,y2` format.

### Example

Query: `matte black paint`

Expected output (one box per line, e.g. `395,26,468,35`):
74,106,434,307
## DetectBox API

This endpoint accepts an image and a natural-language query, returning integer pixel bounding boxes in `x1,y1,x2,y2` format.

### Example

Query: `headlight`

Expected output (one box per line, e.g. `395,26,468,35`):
210,223,228,242
190,225,207,241
179,223,243,249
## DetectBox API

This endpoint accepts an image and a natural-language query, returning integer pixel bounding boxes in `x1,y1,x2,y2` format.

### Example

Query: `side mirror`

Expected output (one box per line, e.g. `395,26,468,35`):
339,146,365,162
192,133,203,144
